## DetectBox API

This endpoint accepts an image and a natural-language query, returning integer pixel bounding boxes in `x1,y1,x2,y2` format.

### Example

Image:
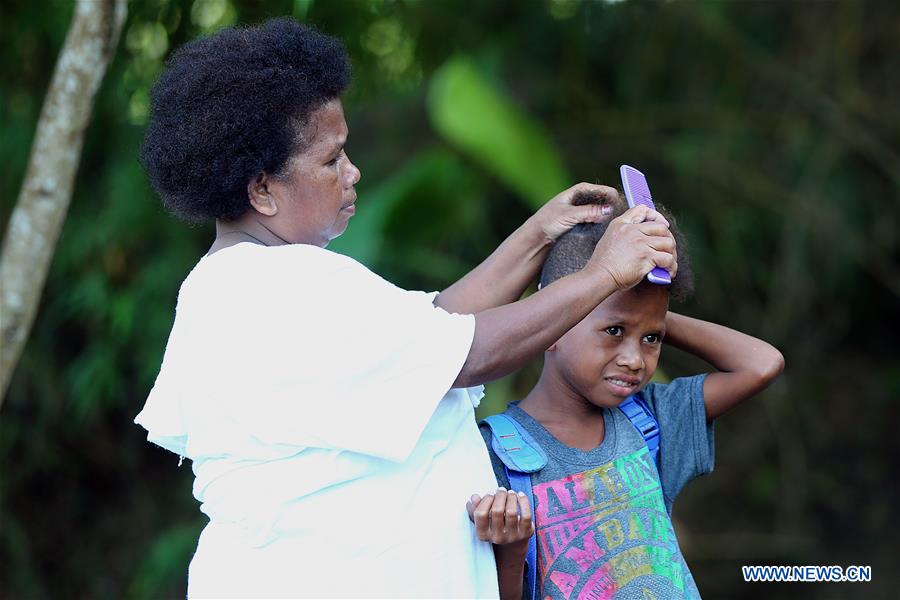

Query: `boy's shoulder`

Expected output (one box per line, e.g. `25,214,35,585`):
640,373,707,416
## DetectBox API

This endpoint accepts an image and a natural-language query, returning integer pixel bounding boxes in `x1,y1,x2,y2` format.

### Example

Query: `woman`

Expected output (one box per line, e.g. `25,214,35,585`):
135,18,677,598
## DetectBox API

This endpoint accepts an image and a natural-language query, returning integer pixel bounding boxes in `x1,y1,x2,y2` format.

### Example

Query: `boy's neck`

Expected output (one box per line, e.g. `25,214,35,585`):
519,367,607,451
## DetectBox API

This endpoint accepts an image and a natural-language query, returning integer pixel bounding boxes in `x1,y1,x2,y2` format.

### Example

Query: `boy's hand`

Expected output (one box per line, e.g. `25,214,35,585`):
466,488,534,548
587,205,677,290
528,183,619,243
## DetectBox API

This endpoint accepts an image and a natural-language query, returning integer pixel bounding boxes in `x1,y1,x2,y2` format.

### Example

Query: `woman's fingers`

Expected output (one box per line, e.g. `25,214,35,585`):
570,203,610,224
472,494,494,541
560,182,619,206
650,250,678,276
490,488,511,536
535,183,625,242
516,492,534,537
621,205,670,228
588,208,679,290
503,489,520,534
465,493,482,523
469,488,535,543
641,232,676,253
642,207,670,228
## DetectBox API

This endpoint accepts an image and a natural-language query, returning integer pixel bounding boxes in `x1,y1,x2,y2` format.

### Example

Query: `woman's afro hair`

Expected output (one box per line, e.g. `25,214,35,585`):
140,18,351,222
540,189,695,301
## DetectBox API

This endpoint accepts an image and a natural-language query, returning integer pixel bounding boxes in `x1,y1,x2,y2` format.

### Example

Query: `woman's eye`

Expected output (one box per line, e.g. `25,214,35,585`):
643,334,662,344
604,326,623,337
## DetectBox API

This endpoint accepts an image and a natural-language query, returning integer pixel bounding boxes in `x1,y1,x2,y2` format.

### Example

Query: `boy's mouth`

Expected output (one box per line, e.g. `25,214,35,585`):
604,375,640,397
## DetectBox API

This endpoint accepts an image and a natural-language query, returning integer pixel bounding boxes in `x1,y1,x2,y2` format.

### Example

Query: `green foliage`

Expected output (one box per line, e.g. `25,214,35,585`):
126,522,205,599
2,0,899,598
428,56,570,208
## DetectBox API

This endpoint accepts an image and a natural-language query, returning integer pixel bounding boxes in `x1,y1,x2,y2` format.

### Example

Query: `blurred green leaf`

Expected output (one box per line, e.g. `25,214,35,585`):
427,56,570,209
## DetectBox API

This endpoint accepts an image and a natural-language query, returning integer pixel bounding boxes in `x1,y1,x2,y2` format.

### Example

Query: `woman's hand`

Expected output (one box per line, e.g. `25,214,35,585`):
466,488,534,550
436,182,623,314
527,182,620,244
586,205,677,291
467,489,533,600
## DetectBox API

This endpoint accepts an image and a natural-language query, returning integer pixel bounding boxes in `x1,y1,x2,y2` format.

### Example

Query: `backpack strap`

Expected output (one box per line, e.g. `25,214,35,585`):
482,414,545,600
618,393,661,470
482,413,547,473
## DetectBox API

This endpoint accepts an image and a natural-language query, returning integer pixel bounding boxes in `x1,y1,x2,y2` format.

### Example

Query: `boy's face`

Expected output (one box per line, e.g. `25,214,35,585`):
548,283,669,408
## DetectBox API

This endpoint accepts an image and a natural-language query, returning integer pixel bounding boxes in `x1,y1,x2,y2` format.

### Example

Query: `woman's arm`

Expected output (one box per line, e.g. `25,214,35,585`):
663,312,785,421
435,183,619,314
455,206,677,387
495,544,528,600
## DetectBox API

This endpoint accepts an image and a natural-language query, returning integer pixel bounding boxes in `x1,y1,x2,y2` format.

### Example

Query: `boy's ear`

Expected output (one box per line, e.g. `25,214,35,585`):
247,172,278,216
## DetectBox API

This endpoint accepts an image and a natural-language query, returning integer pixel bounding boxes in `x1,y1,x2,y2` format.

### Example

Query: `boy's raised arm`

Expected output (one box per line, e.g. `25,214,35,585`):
663,312,785,421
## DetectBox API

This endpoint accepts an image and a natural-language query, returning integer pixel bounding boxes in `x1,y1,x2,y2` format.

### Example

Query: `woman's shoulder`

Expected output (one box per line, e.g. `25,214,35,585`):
190,242,368,280
183,242,402,304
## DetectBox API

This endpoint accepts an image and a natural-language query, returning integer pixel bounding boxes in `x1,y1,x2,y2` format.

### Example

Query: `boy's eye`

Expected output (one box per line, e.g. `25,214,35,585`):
642,334,662,344
604,326,623,337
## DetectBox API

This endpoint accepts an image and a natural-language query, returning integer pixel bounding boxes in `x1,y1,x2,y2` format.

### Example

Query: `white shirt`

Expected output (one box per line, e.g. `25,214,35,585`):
135,243,500,598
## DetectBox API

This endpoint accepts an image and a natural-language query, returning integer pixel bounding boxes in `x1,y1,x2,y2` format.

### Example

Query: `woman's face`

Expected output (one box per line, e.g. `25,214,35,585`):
266,98,361,247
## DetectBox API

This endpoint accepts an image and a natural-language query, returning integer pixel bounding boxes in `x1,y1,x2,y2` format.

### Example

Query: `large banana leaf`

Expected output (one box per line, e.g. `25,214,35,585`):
427,56,570,210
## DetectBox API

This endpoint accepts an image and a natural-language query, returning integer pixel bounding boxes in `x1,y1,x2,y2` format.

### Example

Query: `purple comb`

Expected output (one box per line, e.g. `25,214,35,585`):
620,165,672,285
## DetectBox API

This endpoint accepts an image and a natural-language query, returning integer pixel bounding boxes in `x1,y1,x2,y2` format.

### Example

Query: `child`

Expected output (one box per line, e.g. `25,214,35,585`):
467,198,784,599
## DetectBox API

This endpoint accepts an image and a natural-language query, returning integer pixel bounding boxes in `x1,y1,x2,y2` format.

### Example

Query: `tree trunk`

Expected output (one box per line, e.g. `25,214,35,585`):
0,0,127,406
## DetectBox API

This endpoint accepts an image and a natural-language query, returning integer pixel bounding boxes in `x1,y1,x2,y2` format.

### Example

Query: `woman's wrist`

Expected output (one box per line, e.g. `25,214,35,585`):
495,539,529,564
520,215,556,253
576,262,618,302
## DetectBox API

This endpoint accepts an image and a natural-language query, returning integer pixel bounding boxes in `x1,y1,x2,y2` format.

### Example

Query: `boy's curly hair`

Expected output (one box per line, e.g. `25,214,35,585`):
140,18,351,223
540,190,695,301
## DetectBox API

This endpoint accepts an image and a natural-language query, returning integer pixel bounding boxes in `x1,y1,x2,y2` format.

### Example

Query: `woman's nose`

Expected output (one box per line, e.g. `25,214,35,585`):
344,155,361,186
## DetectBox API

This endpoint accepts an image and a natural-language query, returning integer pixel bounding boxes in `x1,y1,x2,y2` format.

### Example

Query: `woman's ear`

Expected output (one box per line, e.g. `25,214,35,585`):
247,172,278,216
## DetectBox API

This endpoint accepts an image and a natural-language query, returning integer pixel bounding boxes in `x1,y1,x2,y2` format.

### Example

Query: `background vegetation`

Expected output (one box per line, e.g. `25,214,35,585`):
1,0,898,598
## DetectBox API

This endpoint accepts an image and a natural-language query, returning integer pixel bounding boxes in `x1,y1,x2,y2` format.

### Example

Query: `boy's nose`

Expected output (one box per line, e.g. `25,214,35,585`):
616,347,644,371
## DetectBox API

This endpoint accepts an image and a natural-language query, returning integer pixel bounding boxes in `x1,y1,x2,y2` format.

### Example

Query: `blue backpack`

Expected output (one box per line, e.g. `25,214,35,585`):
481,394,660,600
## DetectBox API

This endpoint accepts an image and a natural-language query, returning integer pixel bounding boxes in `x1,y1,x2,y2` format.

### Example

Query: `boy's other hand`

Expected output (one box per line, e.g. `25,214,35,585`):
466,488,534,549
528,183,620,243
587,205,678,290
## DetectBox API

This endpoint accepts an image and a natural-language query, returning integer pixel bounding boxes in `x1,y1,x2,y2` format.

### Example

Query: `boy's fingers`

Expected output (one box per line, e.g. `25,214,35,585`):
473,494,494,540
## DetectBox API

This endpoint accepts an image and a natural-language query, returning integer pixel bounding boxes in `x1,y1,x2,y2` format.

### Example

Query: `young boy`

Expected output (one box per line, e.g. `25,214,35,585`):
467,198,784,599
